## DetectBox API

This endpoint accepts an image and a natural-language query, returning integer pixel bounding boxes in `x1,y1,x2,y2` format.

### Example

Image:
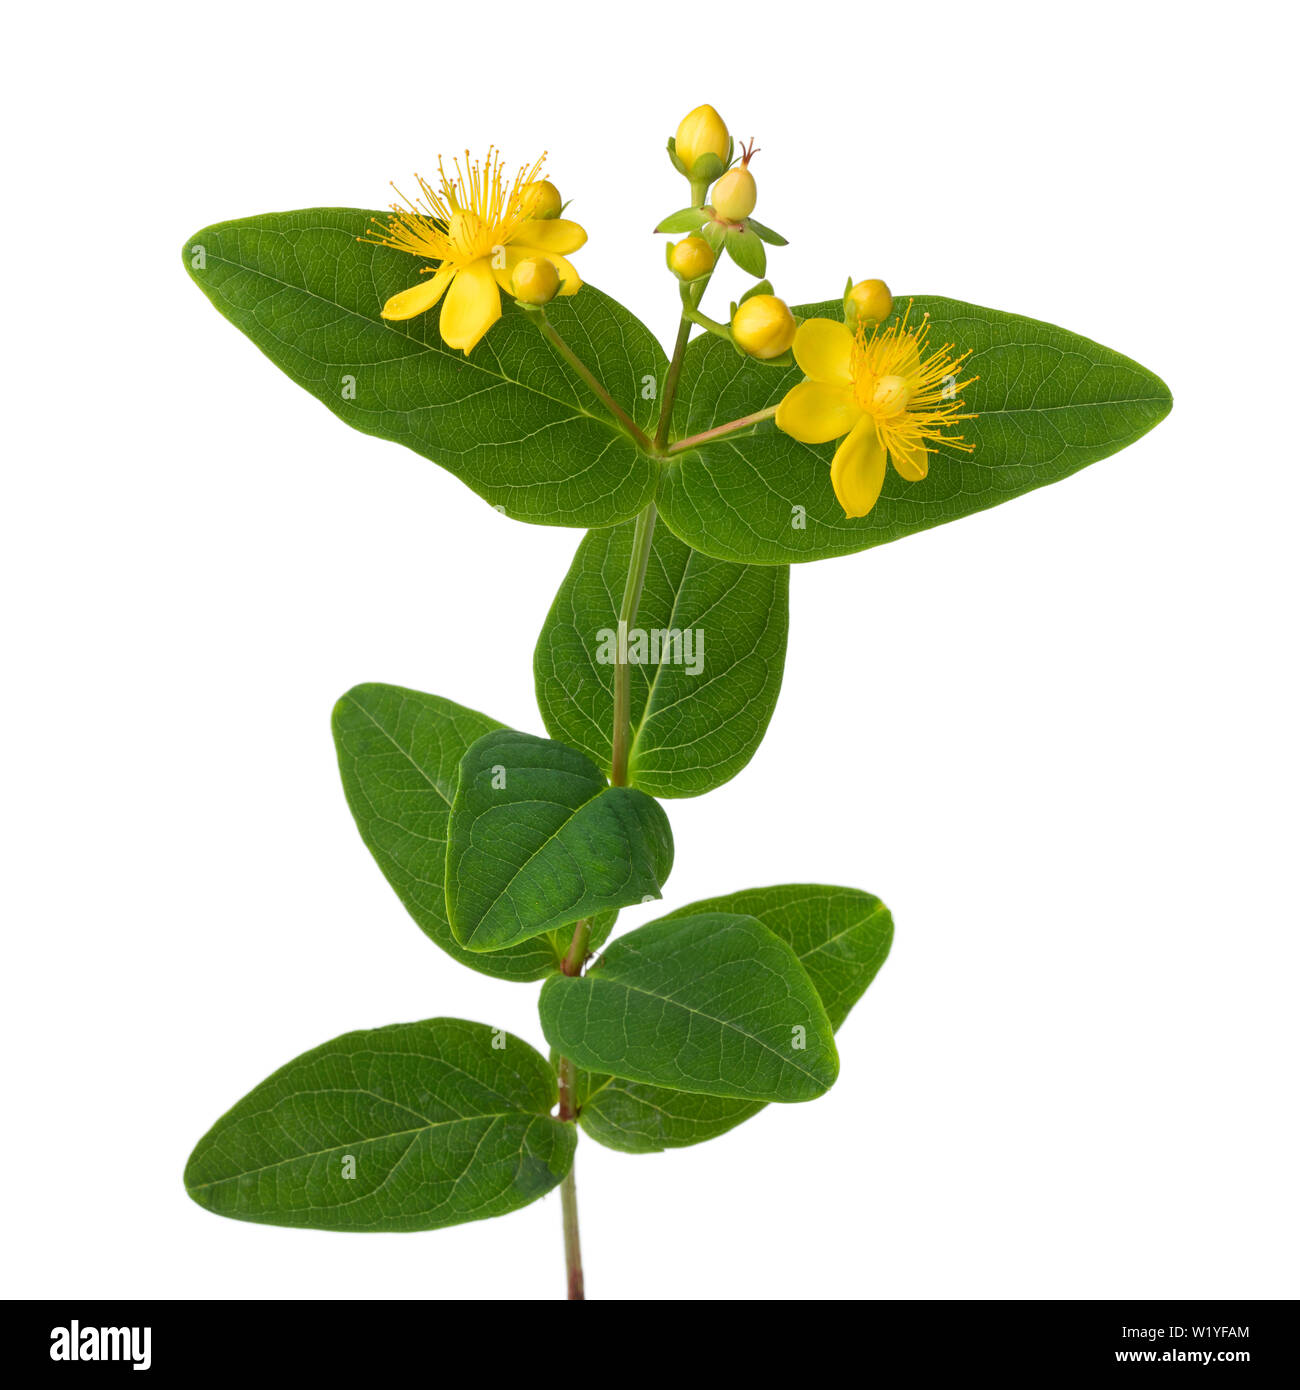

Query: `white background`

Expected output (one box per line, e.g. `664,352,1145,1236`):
4,0,1297,1302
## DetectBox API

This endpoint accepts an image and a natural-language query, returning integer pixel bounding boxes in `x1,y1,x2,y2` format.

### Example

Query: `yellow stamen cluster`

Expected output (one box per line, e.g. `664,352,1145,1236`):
851,303,979,461
361,148,548,273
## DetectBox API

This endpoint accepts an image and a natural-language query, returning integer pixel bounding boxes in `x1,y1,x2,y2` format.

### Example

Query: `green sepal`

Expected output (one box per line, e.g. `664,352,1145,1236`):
655,206,709,234
724,225,766,277
747,218,788,246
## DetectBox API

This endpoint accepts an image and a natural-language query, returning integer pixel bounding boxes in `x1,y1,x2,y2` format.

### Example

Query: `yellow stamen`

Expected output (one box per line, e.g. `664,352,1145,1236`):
850,300,980,461
359,148,548,271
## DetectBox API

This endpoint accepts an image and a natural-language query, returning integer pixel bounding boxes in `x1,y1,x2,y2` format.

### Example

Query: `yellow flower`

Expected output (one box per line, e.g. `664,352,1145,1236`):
775,303,978,518
360,150,587,354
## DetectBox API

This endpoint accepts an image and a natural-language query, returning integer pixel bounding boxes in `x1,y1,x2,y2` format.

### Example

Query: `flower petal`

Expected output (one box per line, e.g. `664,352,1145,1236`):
514,218,587,255
439,259,501,354
793,317,854,384
490,246,528,294
830,417,888,519
888,431,929,481
379,265,456,321
528,251,583,295
775,381,859,444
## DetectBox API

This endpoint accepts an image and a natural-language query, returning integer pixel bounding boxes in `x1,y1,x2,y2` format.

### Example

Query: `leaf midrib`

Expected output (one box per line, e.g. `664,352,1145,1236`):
202,241,624,434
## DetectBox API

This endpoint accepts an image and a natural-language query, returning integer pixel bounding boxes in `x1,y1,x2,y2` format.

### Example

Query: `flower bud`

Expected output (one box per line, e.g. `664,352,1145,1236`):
712,137,760,221
668,235,716,281
675,105,730,172
712,168,756,221
844,278,893,330
732,294,796,360
512,256,561,305
519,179,563,220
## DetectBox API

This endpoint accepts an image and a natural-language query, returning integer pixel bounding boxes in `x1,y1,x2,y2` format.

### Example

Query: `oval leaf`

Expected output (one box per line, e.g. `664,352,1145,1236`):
540,912,838,1102
534,517,789,797
657,295,1172,563
577,885,892,1152
184,1018,574,1232
446,730,673,952
333,684,612,981
182,211,663,527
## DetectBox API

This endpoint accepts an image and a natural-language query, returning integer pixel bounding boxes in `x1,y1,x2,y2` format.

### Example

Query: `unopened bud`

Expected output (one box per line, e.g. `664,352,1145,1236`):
520,180,563,220
675,105,729,172
732,294,796,360
844,278,893,330
668,235,715,281
513,257,560,305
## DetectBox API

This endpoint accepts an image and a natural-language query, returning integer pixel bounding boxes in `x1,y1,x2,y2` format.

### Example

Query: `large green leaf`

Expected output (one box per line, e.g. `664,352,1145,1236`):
333,684,612,981
540,912,838,1102
534,515,789,797
183,210,664,527
184,1018,574,1232
576,885,892,1153
657,295,1172,563
446,730,673,952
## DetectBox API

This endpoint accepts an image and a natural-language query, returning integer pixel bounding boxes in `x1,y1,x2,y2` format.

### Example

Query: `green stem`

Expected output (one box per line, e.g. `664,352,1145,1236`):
558,1160,584,1301
538,313,655,453
610,503,657,786
683,307,732,340
668,406,777,454
654,315,693,452
556,914,591,1301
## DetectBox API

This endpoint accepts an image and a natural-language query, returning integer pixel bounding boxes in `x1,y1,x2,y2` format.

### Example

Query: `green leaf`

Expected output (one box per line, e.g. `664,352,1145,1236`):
724,225,766,277
658,295,1172,564
747,218,788,246
446,730,673,952
539,912,838,1102
533,517,789,797
654,207,708,233
184,1018,574,1232
182,210,663,528
576,885,892,1153
333,684,612,981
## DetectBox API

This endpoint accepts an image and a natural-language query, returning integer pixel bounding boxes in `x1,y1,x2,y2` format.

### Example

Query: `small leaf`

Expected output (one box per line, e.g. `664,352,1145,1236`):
446,730,673,951
725,225,766,277
577,885,892,1153
659,295,1172,564
739,279,774,304
182,211,663,528
747,218,788,246
654,206,709,233
534,517,788,797
333,684,612,980
184,1018,574,1232
540,912,838,1102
